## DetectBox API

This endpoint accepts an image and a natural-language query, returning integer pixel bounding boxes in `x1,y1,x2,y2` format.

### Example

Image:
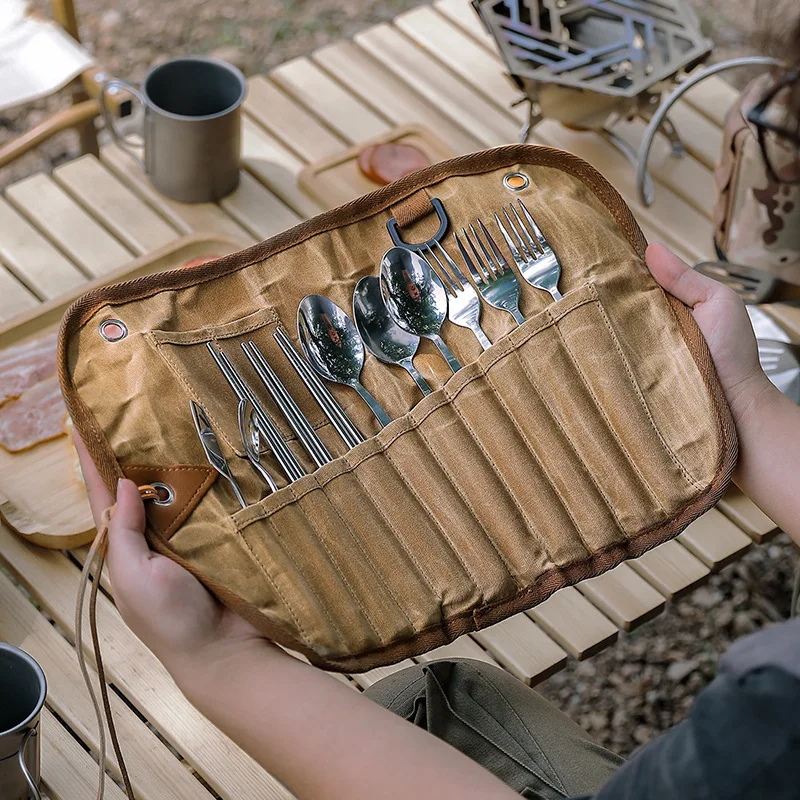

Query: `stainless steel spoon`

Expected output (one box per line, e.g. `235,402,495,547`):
353,275,432,396
380,246,462,373
237,399,278,493
297,294,392,427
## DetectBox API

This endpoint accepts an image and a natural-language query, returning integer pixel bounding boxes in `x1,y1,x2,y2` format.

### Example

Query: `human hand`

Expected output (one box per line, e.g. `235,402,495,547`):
645,243,776,425
74,434,272,686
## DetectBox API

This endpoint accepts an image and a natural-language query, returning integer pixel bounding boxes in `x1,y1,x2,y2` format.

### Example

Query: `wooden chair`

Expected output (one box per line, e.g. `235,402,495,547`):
0,0,129,169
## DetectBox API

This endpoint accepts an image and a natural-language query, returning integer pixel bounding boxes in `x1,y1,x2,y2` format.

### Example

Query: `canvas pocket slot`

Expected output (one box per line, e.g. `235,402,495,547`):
146,308,333,461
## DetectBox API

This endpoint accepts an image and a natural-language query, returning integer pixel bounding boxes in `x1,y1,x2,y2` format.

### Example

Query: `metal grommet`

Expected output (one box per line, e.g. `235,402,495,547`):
503,172,530,192
99,319,128,342
150,482,175,507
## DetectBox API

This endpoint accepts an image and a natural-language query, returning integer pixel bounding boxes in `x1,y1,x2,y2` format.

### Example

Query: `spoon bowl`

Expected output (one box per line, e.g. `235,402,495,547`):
353,276,431,396
380,247,462,372
297,294,392,427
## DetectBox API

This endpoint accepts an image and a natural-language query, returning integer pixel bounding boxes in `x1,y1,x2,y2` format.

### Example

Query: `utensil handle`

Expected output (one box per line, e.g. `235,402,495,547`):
402,360,433,396
429,335,462,373
18,728,41,800
353,382,392,427
549,288,563,302
510,307,526,326
99,79,147,171
226,475,248,509
251,457,278,493
473,325,493,351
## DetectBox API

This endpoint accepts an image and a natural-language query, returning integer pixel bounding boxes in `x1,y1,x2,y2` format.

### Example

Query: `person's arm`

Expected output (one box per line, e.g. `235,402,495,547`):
75,442,518,800
646,243,800,544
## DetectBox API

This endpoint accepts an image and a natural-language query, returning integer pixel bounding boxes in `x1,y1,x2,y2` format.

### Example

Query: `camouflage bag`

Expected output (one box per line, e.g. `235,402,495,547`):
714,72,800,283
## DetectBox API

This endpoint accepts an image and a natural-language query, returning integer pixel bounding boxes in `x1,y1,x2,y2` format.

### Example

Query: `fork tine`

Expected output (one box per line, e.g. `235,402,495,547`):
470,222,499,279
503,207,535,261
434,240,469,288
510,203,541,256
456,230,485,285
464,225,494,282
517,200,549,253
477,220,509,275
424,244,457,296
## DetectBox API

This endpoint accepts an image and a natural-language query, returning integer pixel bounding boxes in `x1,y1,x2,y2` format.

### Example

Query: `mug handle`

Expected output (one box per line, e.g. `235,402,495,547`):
100,79,147,172
18,727,42,800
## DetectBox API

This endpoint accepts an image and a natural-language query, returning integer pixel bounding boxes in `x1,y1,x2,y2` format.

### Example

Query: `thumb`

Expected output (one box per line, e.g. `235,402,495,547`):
646,243,720,308
106,479,151,582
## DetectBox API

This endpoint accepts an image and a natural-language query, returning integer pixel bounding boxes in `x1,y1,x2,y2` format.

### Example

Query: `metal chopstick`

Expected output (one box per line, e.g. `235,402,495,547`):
241,341,332,468
206,342,306,483
273,327,364,450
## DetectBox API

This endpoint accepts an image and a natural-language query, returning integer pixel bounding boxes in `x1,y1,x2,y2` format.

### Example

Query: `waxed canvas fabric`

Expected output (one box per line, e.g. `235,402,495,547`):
59,145,737,672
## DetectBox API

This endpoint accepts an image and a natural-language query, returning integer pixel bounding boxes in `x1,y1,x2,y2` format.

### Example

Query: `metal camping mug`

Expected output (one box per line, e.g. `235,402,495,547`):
0,644,46,800
100,56,246,203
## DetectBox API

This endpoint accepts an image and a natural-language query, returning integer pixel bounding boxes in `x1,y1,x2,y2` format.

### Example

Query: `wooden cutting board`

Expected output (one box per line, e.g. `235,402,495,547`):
298,124,456,209
0,235,238,549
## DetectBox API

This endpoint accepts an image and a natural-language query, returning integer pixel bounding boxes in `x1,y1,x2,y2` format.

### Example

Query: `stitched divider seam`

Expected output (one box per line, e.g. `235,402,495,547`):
316,480,417,633
596,301,703,490
231,292,600,526
413,414,519,589
236,519,314,647
553,322,668,517
481,361,593,559
381,442,481,593
511,349,629,541
146,308,280,346
289,482,386,646
348,464,440,605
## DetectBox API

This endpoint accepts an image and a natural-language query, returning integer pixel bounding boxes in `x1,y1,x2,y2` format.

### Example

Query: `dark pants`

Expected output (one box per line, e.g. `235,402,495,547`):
366,659,623,799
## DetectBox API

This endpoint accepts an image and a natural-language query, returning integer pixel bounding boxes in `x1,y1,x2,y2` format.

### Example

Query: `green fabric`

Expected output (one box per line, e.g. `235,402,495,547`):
365,659,623,798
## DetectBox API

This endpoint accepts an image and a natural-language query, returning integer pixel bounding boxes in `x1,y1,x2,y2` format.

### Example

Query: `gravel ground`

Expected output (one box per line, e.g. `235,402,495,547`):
3,0,799,760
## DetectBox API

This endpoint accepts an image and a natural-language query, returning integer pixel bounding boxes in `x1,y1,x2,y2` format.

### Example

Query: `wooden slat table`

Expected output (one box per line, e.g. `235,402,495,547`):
0,2,785,797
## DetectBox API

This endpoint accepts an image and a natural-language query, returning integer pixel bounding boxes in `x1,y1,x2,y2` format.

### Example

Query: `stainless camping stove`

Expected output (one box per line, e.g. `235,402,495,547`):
473,0,713,160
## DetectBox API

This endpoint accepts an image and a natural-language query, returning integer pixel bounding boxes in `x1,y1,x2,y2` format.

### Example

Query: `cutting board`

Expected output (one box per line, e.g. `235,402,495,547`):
0,235,239,548
298,124,456,209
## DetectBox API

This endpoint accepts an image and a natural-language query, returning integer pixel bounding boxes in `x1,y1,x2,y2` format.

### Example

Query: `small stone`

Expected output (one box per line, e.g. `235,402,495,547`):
692,587,723,610
666,660,698,682
733,612,757,637
634,725,652,745
99,10,122,32
586,712,607,732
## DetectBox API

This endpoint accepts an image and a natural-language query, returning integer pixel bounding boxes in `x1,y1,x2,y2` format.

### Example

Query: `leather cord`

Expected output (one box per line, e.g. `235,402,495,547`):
75,485,160,800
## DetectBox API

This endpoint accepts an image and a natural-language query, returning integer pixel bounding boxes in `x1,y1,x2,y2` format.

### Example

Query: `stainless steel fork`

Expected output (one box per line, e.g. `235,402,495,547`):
457,221,526,326
424,242,492,350
495,200,563,302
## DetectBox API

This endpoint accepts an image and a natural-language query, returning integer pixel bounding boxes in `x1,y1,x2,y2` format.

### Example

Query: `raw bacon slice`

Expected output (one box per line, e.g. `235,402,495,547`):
0,331,58,407
358,143,431,185
0,375,67,453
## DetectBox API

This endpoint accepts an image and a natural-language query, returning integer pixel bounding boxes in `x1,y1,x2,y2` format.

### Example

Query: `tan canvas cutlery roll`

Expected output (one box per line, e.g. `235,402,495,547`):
59,144,736,672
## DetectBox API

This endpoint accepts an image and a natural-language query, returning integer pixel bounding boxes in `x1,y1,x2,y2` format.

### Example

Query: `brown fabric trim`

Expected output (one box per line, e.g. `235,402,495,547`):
58,143,738,671
390,188,433,228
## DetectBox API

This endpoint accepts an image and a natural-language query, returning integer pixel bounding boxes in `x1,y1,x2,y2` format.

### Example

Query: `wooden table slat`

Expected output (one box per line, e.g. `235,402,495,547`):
527,586,618,660
682,74,740,129
435,0,495,43
245,74,347,161
665,101,724,171
717,486,778,543
627,538,710,600
678,507,753,569
472,613,568,685
0,258,39,321
418,635,502,668
41,708,128,800
765,302,800,340
0,526,292,800
241,117,322,218
577,562,666,631
271,57,391,144
313,40,480,155
220,170,302,239
0,566,216,800
0,196,86,299
53,154,179,255
6,173,132,277
101,143,255,247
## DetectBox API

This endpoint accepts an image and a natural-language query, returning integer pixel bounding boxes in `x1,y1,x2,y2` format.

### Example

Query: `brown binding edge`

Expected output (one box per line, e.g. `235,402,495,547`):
58,143,738,670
